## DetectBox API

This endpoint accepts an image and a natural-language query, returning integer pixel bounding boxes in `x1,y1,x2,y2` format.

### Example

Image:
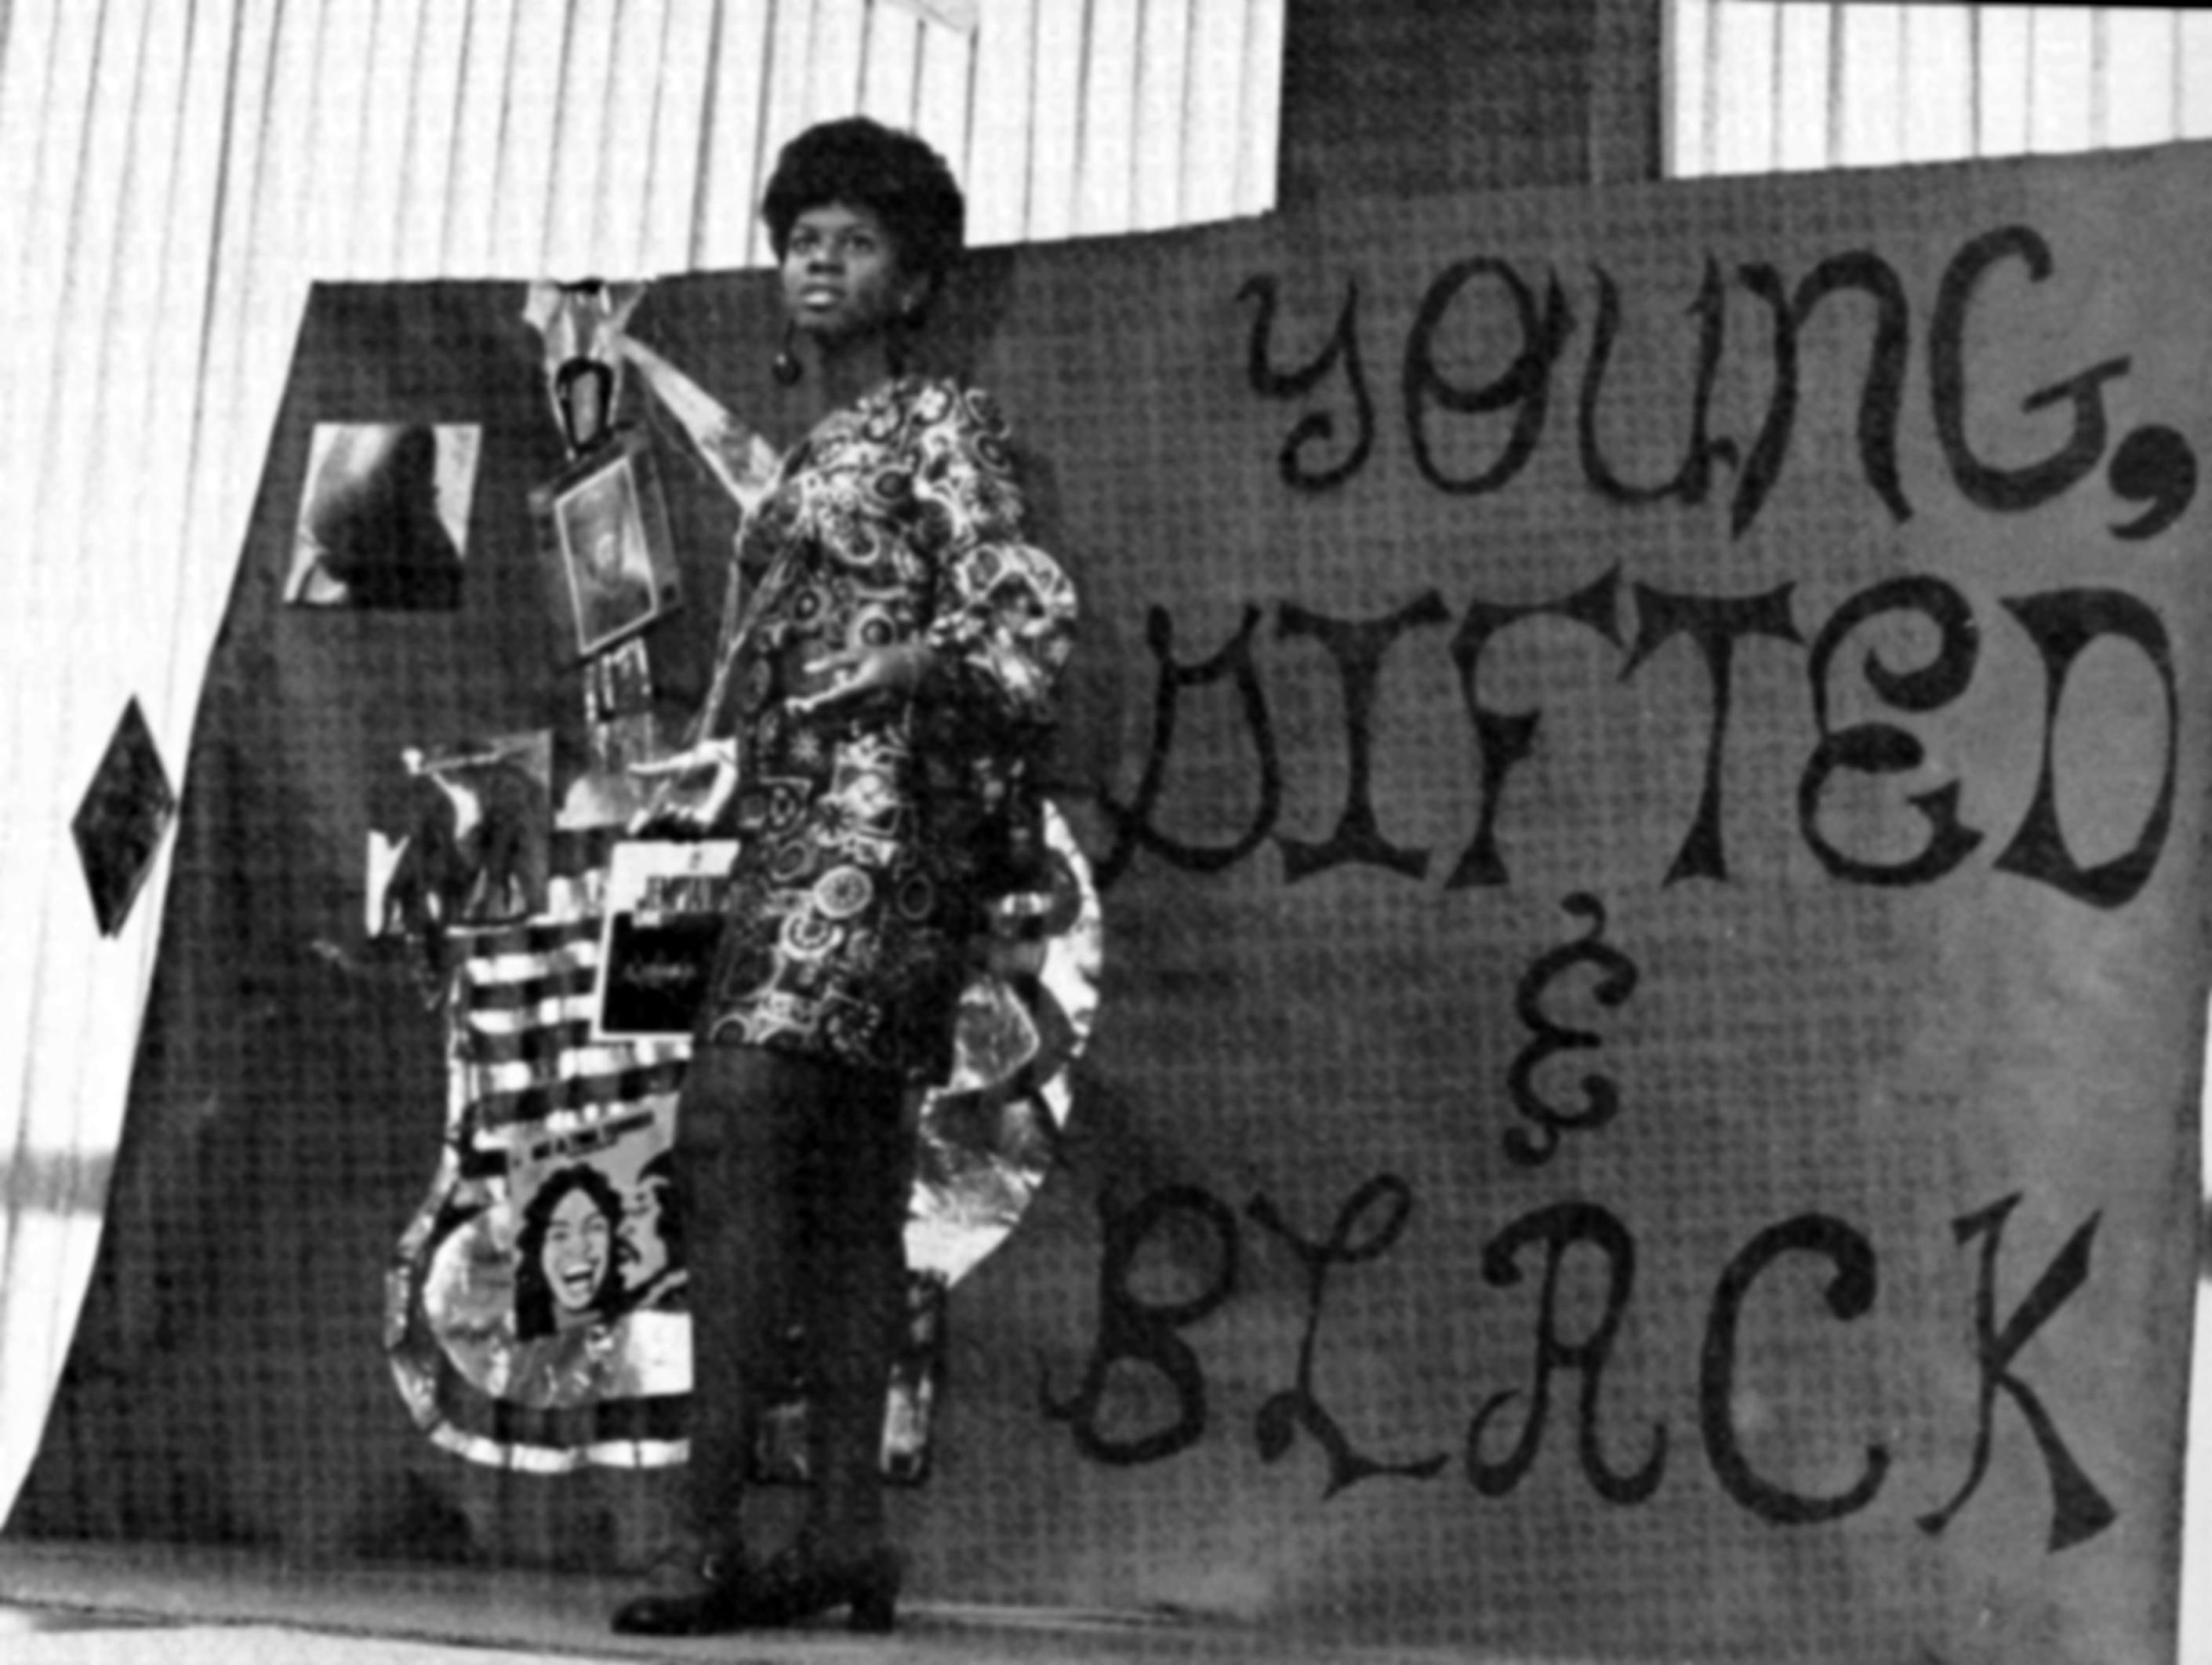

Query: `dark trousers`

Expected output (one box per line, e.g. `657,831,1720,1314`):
673,1042,913,1557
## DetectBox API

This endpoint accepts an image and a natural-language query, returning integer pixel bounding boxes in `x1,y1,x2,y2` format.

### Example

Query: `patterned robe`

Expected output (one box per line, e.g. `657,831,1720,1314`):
698,375,1077,1082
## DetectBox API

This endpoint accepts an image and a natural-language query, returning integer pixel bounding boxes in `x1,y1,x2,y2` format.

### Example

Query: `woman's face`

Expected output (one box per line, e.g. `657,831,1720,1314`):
780,201,919,347
542,1186,612,1312
619,1179,670,1291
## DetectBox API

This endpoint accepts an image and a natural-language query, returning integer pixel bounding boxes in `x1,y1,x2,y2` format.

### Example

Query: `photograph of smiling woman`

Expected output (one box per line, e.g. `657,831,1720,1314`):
511,1163,625,1339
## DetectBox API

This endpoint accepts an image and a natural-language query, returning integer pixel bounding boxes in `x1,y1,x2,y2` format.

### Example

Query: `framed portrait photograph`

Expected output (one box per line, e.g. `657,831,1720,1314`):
532,430,680,659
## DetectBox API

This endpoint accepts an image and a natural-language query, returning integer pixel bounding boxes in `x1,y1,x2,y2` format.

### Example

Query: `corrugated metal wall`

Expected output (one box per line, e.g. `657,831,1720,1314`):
1669,1,2212,175
417,0,1287,277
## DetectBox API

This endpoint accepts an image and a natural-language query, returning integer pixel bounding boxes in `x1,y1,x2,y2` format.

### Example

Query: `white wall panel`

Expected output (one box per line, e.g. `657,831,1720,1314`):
966,0,1036,242
2103,9,2178,151
1899,4,1974,165
1233,0,1281,215
1974,5,2034,158
2186,13,2212,140
913,6,973,194
1022,2,1087,243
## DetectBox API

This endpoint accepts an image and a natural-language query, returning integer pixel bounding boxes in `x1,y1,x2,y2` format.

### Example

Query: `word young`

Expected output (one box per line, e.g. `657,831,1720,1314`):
1240,224,2197,543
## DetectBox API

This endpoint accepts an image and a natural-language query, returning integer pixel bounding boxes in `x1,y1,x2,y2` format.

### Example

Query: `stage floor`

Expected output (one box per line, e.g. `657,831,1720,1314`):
0,1539,1482,1665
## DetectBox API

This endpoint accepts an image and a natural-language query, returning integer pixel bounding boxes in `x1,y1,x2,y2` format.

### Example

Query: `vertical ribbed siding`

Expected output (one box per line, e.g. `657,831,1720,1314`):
1669,1,2212,176
674,0,1282,264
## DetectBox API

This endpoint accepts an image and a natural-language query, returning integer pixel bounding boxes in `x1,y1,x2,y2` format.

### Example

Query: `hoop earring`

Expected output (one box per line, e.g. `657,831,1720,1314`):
771,319,802,387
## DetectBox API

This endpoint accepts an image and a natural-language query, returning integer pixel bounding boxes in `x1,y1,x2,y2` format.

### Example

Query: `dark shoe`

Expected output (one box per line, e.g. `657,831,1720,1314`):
609,1548,755,1636
736,1541,904,1634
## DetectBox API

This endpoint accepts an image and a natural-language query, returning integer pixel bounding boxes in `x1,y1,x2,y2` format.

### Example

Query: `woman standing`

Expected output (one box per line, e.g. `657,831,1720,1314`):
614,117,1076,1636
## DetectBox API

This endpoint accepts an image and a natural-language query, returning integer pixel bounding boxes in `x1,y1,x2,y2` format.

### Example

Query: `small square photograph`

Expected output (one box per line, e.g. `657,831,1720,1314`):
285,423,480,609
593,839,739,1039
72,698,176,936
534,433,681,659
505,1119,687,1339
367,731,552,939
587,636,656,723
554,712,667,832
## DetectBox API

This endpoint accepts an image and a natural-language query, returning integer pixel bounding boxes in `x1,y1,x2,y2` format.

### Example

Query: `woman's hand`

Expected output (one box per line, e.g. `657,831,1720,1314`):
789,642,933,719
627,737,739,836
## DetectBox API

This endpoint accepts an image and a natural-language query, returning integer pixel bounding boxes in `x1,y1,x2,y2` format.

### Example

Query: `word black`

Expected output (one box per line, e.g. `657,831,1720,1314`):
1047,1179,2115,1553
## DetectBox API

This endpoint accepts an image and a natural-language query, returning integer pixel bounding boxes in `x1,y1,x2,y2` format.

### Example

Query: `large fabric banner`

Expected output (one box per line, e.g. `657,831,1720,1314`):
18,145,2210,1663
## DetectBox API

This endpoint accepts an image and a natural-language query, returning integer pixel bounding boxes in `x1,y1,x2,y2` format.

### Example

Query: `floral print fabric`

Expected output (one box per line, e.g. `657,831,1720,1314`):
699,376,1076,1081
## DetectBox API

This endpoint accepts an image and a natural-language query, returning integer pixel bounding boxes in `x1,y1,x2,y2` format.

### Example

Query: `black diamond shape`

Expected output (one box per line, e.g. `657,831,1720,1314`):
72,698,176,937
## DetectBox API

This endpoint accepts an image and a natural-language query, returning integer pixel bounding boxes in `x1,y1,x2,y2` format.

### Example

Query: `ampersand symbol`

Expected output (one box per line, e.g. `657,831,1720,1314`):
1504,892,1639,1168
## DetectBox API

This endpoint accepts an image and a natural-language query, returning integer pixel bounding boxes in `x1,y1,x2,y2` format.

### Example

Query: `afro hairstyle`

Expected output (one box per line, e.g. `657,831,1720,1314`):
761,117,966,299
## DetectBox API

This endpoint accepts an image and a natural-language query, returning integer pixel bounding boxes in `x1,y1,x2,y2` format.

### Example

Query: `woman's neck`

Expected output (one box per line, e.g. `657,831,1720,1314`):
805,331,899,415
